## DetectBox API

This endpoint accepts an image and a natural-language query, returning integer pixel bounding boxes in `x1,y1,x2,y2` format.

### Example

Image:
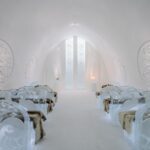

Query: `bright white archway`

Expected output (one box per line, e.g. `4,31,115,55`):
25,26,127,91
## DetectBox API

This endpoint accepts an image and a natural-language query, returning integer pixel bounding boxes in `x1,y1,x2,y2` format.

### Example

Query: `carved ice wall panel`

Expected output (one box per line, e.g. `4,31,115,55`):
0,40,14,87
138,41,150,85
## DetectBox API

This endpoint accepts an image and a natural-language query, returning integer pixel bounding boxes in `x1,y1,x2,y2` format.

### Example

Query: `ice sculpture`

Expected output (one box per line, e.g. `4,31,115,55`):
17,88,42,114
119,86,143,100
17,86,37,100
98,85,121,110
134,102,150,150
17,85,57,102
118,98,146,143
100,86,143,123
0,90,12,100
19,100,46,143
109,96,144,124
101,85,123,101
99,85,150,149
34,85,57,102
33,86,56,113
99,85,126,112
0,100,34,150
16,85,55,115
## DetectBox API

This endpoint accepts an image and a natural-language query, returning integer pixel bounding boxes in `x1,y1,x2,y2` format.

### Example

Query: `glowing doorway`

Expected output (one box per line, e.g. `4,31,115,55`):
65,37,85,89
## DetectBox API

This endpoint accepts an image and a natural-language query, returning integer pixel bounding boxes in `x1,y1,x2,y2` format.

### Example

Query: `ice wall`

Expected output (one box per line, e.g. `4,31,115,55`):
0,0,149,89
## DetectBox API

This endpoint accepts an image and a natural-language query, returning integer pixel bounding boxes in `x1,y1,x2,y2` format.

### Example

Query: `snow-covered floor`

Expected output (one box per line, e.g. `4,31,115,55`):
36,90,132,150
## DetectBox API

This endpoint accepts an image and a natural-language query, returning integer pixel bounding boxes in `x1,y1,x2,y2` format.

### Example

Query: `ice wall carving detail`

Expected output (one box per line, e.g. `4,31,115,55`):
0,40,13,86
138,41,150,85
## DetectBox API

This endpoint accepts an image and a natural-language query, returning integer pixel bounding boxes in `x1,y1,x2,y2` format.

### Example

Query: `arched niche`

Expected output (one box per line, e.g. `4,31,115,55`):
24,26,126,90
42,37,106,91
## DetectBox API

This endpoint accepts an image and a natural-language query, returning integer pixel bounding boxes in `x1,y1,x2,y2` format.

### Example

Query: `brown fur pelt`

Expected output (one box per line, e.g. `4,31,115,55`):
103,99,111,113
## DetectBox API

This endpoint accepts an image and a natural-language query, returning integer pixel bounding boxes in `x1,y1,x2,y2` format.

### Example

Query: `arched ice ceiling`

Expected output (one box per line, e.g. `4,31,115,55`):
0,0,150,89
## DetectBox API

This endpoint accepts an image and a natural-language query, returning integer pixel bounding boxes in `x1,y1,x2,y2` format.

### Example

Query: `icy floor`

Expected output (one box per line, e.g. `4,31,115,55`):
36,90,132,150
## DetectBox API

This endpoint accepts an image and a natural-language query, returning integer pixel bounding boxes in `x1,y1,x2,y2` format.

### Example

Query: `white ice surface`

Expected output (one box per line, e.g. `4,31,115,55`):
36,90,132,150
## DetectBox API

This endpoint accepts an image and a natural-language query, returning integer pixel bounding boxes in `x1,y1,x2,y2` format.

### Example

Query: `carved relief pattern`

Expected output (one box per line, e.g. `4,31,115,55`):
0,40,13,85
138,41,150,84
